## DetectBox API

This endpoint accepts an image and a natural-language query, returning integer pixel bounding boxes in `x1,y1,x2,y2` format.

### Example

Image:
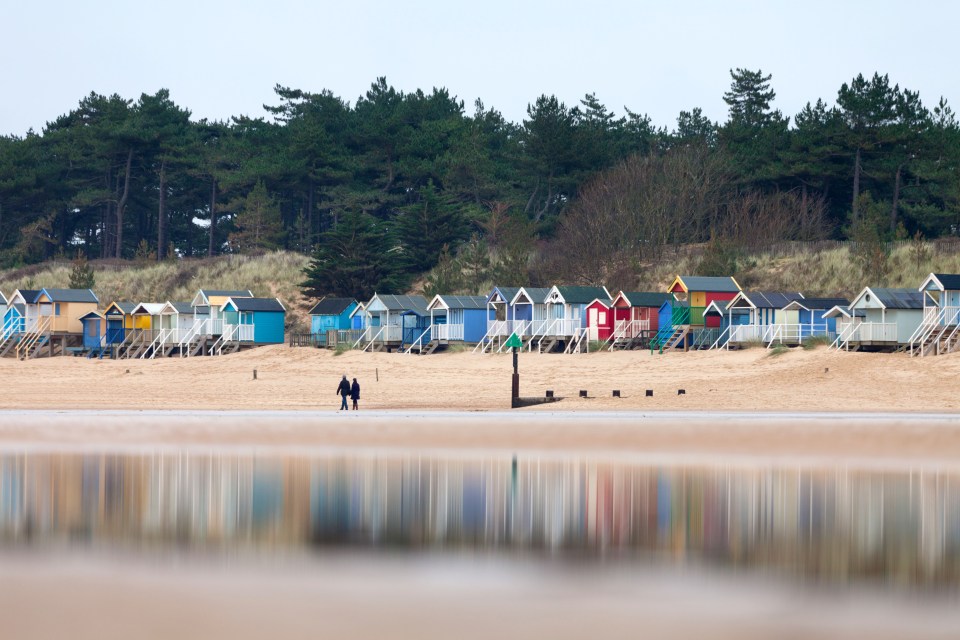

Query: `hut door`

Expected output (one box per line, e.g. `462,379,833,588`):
588,308,599,341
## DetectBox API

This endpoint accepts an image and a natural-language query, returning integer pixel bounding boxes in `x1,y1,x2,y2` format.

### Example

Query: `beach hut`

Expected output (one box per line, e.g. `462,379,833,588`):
606,291,672,349
482,286,522,340
778,297,849,345
585,298,613,343
1,302,23,340
424,295,491,351
652,276,741,352
309,298,359,334
910,273,960,355
359,294,429,351
102,301,138,346
833,287,923,351
349,301,366,330
722,291,804,347
540,286,610,352
306,297,360,348
190,289,254,336
220,297,286,345
8,289,41,334
666,276,741,328
33,288,100,335
79,311,105,352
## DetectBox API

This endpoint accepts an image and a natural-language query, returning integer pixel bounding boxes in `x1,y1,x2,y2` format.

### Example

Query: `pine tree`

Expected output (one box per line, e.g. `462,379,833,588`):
68,251,95,289
300,208,408,299
396,180,467,272
227,180,286,254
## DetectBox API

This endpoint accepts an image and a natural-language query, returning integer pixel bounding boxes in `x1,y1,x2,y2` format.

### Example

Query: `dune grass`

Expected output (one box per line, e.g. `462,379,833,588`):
0,251,313,331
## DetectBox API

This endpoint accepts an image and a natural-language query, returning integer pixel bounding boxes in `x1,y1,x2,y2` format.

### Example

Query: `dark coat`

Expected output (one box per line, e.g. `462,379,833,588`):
350,380,360,400
337,378,350,396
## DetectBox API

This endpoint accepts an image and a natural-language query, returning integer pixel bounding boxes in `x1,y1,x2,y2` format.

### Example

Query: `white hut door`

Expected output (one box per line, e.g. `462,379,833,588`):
588,308,599,341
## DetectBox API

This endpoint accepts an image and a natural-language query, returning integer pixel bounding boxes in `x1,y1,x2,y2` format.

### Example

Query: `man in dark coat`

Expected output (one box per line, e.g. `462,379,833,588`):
350,378,360,410
336,374,350,410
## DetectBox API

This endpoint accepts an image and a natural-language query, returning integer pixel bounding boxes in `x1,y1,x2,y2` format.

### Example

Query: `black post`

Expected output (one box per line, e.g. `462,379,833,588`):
511,346,520,407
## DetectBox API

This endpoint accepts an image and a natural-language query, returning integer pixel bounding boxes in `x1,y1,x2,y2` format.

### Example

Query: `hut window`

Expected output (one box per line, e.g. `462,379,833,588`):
495,305,506,321
55,303,61,316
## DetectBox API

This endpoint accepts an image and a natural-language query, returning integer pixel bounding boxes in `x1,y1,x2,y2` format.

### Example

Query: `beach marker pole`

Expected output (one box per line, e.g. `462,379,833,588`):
677,389,686,395
612,390,620,397
253,369,257,380
645,390,653,397
505,332,523,408
579,390,588,398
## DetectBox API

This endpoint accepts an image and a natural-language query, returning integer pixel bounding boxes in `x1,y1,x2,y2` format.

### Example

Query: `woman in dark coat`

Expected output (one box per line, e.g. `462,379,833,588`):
350,378,360,410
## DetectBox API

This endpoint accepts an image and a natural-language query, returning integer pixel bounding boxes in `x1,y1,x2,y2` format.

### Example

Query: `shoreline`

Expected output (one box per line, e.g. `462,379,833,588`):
1,409,960,469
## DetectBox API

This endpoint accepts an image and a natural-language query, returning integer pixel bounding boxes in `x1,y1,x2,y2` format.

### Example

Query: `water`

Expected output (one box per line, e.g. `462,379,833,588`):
1,449,958,587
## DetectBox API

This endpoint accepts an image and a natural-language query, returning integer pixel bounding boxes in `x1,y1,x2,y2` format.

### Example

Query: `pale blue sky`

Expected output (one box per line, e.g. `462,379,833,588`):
2,0,956,136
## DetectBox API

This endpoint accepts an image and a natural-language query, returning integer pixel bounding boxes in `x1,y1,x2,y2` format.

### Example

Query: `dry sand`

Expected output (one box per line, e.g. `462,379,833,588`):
2,343,960,413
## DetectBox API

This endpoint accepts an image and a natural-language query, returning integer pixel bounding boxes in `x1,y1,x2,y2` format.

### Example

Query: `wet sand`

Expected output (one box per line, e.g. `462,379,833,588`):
1,410,960,469
1,550,957,640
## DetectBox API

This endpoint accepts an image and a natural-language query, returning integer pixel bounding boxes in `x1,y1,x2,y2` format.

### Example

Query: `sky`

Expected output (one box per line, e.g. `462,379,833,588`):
2,0,957,137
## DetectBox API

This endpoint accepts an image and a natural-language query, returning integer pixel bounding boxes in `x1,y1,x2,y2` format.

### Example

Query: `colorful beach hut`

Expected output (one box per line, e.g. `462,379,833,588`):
79,311,105,350
666,276,741,328
541,286,610,352
585,298,613,342
778,297,849,345
102,301,137,345
833,287,923,351
483,286,522,338
606,291,672,348
908,273,960,355
191,289,254,336
221,297,286,344
8,289,41,334
722,291,804,346
309,298,359,335
427,295,489,345
359,294,429,350
33,288,100,335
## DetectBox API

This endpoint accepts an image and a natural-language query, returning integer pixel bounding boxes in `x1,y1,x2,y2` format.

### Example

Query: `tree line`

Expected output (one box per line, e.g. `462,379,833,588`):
0,70,958,297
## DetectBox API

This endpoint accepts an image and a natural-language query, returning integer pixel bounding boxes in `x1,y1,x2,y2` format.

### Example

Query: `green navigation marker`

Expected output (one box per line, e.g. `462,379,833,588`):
505,332,523,349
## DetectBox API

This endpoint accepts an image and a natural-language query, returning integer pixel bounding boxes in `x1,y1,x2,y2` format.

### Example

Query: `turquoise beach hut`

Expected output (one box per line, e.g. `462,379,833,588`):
221,297,286,344
309,297,359,335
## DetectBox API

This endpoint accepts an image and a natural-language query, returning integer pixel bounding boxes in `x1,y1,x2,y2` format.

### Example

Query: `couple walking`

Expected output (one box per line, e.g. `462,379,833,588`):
337,375,360,410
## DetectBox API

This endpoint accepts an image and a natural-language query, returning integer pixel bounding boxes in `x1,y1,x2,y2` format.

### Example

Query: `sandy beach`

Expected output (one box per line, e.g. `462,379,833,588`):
3,347,960,640
1,344,959,463
1,344,959,413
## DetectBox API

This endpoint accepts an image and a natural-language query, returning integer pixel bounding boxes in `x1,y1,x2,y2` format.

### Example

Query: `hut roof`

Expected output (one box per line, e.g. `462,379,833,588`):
228,297,285,312
735,291,804,309
13,289,41,305
785,297,850,311
620,292,673,308
671,276,741,293
308,297,357,316
868,288,924,310
553,285,610,304
488,287,522,303
431,295,487,310
38,288,99,303
369,294,429,314
930,273,960,290
513,287,551,305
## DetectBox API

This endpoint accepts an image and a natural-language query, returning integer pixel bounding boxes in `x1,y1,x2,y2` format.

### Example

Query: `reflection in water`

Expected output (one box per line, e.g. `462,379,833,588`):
0,452,958,585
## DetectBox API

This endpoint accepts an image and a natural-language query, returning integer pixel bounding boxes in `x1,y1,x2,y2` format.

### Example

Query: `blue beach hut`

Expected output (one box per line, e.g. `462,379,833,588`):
309,297,359,335
221,297,286,344
428,295,488,344
79,311,105,350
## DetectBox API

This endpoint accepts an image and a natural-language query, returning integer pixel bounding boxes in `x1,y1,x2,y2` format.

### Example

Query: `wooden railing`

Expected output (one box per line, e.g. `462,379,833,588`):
435,323,463,341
